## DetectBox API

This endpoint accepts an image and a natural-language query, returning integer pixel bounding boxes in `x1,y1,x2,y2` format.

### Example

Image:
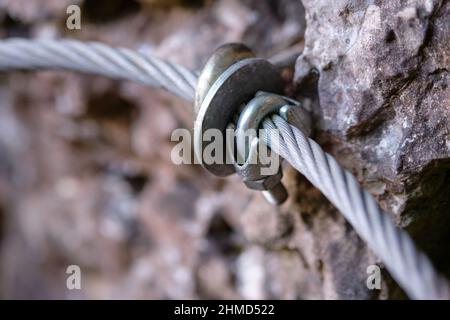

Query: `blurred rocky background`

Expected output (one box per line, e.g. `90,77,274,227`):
0,0,448,299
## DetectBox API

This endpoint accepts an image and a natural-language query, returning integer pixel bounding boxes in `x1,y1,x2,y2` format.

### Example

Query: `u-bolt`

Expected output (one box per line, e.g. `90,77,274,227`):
228,92,311,205
230,93,289,205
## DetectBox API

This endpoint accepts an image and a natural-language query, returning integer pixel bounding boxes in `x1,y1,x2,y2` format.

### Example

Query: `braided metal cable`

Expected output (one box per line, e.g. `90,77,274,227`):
0,38,449,299
0,38,197,101
261,115,450,300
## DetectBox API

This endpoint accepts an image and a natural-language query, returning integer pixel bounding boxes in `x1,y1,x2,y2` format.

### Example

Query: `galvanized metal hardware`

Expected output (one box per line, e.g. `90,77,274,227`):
194,43,284,177
1,39,444,299
229,92,312,205
194,43,311,205
194,43,254,116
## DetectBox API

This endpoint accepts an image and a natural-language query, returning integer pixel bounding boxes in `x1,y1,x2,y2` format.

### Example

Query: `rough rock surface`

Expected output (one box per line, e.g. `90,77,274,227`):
295,0,450,286
0,0,309,299
0,0,448,299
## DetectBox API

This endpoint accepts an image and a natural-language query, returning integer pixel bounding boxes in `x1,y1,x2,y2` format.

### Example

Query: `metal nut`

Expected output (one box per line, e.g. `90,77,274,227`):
279,104,312,137
243,169,283,191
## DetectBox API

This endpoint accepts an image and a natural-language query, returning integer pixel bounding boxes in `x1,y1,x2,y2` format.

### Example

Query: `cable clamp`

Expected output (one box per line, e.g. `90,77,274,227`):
194,44,312,204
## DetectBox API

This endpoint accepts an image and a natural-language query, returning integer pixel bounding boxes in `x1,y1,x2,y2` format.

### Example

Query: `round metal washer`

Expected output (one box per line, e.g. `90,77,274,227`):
194,58,283,177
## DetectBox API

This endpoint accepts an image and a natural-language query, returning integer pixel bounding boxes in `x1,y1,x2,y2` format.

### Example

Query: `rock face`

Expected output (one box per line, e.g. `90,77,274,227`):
294,0,450,295
0,0,448,299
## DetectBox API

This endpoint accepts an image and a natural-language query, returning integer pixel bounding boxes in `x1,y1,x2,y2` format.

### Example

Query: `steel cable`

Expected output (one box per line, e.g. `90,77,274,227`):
0,38,196,100
261,116,450,300
0,38,449,299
